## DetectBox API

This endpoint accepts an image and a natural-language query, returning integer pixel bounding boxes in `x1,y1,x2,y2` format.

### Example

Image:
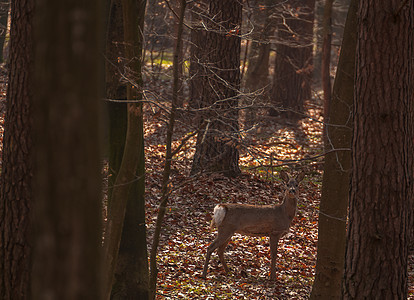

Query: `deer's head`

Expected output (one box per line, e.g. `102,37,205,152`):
280,170,305,197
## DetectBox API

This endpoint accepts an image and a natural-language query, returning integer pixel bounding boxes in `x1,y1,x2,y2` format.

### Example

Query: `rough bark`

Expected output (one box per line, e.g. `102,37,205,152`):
310,0,357,298
270,0,315,119
188,0,211,115
0,0,34,298
343,0,413,298
190,0,242,177
31,1,103,299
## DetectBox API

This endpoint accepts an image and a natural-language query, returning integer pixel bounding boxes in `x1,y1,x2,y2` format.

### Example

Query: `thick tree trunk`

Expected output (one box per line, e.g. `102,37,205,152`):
310,0,357,298
270,0,315,119
31,1,102,299
190,0,242,177
343,0,413,298
0,0,33,298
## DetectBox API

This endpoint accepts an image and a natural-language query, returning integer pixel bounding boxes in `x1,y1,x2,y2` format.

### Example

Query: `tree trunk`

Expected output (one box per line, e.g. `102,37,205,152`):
0,0,33,298
106,0,127,205
321,0,333,146
244,0,276,92
171,0,185,108
190,0,242,177
31,1,102,299
111,166,148,300
310,0,357,298
104,0,149,298
312,0,324,88
343,0,413,298
188,0,209,115
243,0,276,127
270,0,315,119
0,1,9,63
102,0,148,299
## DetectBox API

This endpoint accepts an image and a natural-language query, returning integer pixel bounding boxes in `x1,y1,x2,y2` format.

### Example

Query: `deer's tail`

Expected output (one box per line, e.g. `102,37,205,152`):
210,205,226,230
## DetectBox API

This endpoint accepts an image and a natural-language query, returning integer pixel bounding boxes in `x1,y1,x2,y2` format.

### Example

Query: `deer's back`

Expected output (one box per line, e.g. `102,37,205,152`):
216,203,292,236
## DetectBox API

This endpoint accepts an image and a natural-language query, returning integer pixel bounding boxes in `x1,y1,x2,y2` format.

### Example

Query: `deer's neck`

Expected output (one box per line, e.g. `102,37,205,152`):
282,194,298,221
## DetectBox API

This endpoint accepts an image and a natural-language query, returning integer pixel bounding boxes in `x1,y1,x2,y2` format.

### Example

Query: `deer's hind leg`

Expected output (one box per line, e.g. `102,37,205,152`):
202,227,234,278
217,237,231,273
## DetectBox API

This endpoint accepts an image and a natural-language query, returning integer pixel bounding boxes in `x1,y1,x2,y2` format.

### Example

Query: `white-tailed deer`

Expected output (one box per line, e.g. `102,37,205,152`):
202,171,305,280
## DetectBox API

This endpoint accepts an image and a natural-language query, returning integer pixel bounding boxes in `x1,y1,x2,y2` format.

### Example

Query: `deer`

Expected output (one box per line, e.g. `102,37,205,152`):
201,170,305,280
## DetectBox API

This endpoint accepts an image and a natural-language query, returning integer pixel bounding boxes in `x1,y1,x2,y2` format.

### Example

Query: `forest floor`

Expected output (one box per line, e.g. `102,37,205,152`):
142,91,414,299
0,70,413,298
143,99,323,299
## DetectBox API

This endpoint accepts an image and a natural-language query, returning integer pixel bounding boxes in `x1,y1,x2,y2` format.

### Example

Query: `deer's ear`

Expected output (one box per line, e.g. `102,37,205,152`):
280,170,289,183
296,171,305,183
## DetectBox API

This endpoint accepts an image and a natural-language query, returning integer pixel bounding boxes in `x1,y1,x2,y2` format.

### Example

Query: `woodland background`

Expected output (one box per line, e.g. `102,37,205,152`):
0,0,413,299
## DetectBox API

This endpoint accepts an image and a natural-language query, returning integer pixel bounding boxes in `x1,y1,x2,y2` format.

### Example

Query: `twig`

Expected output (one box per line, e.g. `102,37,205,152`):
149,0,186,298
246,148,350,172
163,0,192,29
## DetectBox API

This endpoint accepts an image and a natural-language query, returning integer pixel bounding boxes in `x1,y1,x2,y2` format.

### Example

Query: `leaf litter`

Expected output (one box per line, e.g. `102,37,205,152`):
0,70,412,299
143,99,414,299
145,102,320,299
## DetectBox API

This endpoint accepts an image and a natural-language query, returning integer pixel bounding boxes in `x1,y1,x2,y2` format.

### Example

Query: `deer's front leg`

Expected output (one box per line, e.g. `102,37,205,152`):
269,233,281,280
